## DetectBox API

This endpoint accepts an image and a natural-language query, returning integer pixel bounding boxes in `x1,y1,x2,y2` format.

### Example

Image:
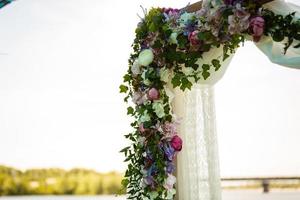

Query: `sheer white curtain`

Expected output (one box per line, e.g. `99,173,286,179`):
172,1,300,200
172,47,233,200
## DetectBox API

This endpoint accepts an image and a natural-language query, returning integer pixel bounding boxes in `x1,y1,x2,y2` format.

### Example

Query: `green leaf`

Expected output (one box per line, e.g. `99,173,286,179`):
119,85,128,93
177,34,188,48
202,70,210,80
123,74,131,82
212,59,221,71
121,179,129,187
180,77,192,91
272,30,285,42
171,73,181,88
120,146,130,153
202,64,210,71
294,43,300,48
127,106,135,115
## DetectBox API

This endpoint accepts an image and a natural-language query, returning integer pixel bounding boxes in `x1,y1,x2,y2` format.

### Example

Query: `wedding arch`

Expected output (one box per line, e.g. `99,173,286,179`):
120,0,300,199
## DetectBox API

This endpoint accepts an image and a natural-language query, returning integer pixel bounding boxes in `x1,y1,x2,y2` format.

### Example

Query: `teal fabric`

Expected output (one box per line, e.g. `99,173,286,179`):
256,0,300,69
0,0,14,10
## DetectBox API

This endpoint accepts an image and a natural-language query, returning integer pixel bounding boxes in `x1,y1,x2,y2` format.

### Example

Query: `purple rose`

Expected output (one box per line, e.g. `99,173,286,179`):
147,88,160,101
249,16,265,42
171,135,183,151
188,30,200,46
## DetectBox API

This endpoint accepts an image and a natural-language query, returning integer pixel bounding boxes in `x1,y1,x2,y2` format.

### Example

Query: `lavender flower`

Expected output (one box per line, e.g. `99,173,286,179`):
166,162,176,174
228,4,250,35
163,143,176,161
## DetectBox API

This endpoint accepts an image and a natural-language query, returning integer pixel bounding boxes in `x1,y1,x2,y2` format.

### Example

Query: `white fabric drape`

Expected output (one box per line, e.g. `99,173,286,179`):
173,86,221,200
173,1,300,200
172,46,233,200
256,0,300,69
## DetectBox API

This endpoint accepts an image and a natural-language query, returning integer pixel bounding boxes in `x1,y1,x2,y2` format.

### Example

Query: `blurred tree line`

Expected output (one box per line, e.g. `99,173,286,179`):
0,165,124,196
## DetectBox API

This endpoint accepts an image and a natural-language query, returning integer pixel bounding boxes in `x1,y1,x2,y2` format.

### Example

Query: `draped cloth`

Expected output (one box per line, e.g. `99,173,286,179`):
173,1,300,199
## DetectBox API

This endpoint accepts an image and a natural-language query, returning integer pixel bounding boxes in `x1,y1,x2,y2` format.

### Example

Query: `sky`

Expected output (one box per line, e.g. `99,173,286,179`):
0,0,299,178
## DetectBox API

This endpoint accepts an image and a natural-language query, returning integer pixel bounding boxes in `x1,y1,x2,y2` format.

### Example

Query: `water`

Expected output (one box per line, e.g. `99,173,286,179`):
0,191,300,200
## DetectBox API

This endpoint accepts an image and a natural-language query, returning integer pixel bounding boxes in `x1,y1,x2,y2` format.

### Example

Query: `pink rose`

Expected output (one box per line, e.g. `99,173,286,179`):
171,135,182,151
147,88,160,101
188,30,200,46
249,16,265,42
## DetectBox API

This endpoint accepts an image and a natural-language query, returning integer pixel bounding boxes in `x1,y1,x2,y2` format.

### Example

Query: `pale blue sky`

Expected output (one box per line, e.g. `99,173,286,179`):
0,0,299,177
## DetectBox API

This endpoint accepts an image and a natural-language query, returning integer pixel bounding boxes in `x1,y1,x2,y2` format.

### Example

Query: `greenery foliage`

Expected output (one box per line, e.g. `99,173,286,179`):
0,165,123,196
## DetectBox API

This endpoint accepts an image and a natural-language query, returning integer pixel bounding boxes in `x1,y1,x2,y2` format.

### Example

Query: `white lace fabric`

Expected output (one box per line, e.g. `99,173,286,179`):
173,86,221,200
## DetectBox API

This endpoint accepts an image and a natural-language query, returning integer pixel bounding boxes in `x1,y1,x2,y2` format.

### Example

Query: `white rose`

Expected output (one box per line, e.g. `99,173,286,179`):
152,101,165,118
169,32,178,44
138,49,154,66
160,67,170,82
131,59,141,76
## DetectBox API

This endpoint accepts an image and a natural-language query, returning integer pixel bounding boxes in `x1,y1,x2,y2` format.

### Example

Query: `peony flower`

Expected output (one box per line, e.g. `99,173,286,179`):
171,135,183,151
169,32,178,44
249,16,265,42
131,59,141,76
152,101,165,118
188,30,200,46
148,88,160,101
164,174,176,190
138,49,154,66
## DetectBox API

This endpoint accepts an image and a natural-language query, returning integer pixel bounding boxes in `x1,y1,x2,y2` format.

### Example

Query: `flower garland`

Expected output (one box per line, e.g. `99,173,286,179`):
120,0,300,199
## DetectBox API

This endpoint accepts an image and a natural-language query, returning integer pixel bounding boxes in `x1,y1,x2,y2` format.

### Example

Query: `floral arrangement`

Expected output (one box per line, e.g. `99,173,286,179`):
120,0,299,199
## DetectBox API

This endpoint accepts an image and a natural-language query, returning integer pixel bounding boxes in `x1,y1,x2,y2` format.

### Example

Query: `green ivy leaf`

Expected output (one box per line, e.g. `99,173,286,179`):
180,77,192,91
272,30,285,42
123,74,131,82
202,71,210,80
127,106,135,116
212,59,221,71
171,73,181,88
294,43,300,48
119,85,128,93
120,146,130,153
